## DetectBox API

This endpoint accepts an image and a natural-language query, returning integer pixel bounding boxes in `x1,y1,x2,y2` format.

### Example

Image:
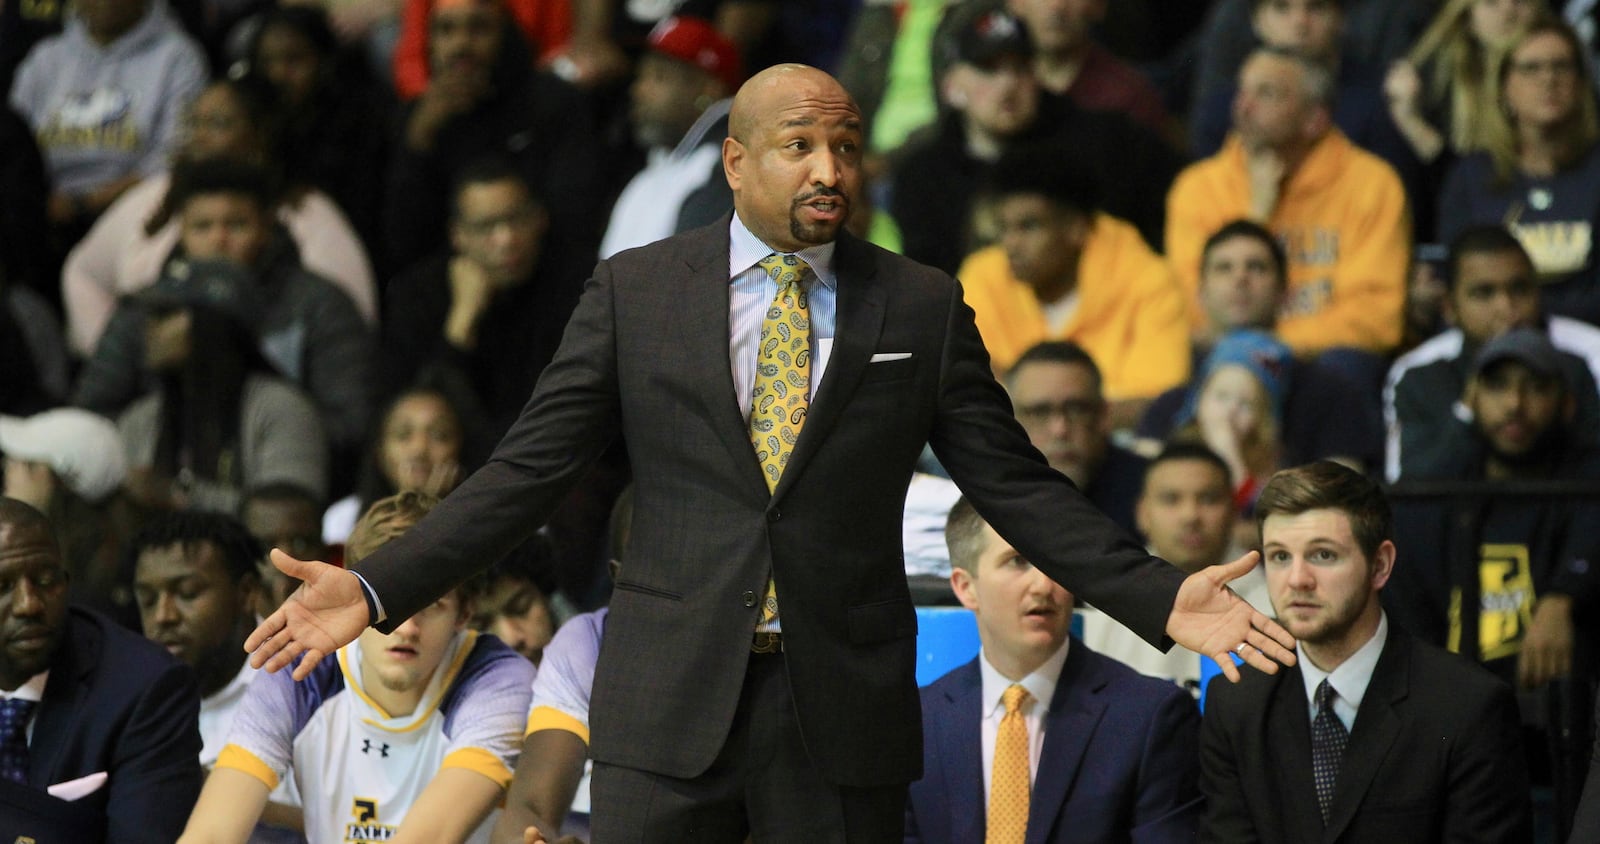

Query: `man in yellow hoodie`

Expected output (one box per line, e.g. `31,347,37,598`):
1166,45,1409,365
960,144,1190,427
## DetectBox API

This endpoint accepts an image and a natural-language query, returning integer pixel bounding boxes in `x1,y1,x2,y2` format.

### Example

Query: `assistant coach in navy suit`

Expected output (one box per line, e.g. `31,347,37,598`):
906,498,1201,843
0,499,202,844
247,65,1294,839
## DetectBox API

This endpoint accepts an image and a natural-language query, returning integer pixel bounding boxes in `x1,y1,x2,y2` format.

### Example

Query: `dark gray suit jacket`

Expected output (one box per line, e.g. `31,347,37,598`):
353,218,1184,787
1200,624,1530,843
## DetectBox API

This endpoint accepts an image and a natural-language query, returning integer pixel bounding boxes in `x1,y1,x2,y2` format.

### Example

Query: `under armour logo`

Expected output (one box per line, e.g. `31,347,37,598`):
361,739,389,757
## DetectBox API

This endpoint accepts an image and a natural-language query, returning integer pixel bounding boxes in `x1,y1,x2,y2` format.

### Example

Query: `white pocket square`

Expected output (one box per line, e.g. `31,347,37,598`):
869,352,913,363
47,770,107,800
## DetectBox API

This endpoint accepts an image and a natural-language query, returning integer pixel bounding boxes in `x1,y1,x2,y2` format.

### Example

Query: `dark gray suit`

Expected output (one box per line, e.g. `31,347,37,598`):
353,218,1183,789
1200,624,1530,843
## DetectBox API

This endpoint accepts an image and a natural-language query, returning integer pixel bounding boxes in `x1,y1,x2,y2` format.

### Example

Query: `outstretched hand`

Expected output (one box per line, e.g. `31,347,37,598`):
1168,551,1297,683
245,549,371,681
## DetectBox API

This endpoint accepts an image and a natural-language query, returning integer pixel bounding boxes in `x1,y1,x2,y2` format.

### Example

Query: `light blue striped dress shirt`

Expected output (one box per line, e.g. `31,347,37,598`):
727,212,838,422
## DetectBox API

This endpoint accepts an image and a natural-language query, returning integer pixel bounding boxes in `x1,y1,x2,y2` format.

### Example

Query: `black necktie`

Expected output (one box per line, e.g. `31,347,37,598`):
1311,679,1348,824
0,697,36,785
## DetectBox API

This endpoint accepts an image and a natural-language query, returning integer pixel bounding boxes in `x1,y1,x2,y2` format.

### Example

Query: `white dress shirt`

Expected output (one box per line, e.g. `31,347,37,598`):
1297,611,1389,733
977,640,1071,806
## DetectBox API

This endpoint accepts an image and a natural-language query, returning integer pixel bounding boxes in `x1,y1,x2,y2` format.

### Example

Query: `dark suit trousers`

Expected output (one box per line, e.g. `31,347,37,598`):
590,652,907,842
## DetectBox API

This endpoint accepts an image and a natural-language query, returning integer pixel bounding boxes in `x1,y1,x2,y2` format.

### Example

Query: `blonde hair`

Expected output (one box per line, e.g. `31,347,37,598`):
1407,0,1505,154
345,491,439,565
1482,15,1600,184
346,490,485,610
1170,365,1281,486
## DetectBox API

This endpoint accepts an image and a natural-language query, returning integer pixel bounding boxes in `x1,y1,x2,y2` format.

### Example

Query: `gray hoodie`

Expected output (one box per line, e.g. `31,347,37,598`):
9,0,206,195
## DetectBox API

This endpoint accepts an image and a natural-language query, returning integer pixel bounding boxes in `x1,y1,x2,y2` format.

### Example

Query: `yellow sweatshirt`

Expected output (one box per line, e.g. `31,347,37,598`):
1165,130,1410,355
959,213,1192,400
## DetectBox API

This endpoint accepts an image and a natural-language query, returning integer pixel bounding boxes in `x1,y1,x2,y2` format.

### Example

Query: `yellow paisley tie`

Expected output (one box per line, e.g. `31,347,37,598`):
749,253,811,637
988,684,1031,843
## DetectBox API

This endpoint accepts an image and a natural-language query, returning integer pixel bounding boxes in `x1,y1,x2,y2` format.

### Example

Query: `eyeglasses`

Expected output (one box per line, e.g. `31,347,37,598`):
1015,399,1102,426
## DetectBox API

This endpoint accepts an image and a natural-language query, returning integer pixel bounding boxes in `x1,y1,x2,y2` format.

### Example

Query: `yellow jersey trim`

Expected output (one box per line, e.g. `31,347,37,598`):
441,746,514,788
216,743,280,791
343,630,480,734
524,706,589,744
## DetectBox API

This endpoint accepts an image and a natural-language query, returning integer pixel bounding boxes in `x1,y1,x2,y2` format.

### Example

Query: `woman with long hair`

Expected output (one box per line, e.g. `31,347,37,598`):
322,376,479,544
1438,16,1600,324
117,274,328,516
1386,0,1542,163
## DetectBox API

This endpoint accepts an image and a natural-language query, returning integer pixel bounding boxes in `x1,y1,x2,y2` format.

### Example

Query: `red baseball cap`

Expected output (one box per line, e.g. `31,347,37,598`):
647,15,743,92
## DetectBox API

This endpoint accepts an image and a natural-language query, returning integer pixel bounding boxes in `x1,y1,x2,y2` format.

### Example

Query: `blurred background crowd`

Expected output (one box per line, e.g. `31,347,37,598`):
1,0,1599,840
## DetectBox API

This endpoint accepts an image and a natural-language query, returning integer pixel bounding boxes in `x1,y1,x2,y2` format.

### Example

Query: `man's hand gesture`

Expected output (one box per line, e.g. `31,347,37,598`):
245,549,371,681
1168,551,1297,682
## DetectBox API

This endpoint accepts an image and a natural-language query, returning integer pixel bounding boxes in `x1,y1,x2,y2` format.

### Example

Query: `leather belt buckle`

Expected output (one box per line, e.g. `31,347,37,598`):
751,631,783,654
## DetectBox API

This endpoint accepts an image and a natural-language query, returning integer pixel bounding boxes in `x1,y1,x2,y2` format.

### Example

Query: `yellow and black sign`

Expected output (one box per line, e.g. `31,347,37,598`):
1448,543,1535,661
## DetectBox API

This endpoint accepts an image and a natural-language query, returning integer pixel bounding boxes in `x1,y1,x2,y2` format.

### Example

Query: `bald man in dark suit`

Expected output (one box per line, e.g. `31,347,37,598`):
248,64,1295,841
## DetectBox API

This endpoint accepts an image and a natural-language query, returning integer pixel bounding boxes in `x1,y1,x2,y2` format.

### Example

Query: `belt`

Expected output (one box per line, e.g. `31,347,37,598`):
751,631,783,654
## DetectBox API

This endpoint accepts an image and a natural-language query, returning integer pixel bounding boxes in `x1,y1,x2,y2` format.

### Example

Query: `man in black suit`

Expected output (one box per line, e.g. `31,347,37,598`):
0,497,203,843
248,64,1294,839
1200,462,1530,843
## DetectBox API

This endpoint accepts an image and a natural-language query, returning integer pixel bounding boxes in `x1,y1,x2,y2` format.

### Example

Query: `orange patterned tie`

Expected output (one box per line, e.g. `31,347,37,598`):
749,253,811,638
988,684,1031,843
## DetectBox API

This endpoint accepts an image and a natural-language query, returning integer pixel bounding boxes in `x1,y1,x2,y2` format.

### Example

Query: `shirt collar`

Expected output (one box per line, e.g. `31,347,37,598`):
729,211,838,291
978,637,1071,718
0,671,48,702
1298,611,1387,712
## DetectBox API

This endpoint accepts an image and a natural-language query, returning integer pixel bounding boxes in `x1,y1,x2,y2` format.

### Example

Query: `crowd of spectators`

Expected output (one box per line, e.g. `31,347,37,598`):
0,0,1598,840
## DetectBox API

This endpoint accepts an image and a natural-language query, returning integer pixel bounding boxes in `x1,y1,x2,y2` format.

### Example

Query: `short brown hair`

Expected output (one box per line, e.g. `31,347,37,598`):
1254,462,1391,562
944,496,990,574
347,492,484,607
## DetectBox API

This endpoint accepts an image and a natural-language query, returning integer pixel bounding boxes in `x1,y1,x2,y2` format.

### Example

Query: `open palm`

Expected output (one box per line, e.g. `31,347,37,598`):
1167,551,1297,682
246,549,371,680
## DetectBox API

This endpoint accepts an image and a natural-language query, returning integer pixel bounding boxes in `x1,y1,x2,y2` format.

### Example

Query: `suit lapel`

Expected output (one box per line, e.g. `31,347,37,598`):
1027,645,1108,844
772,232,884,501
938,662,988,844
1266,666,1325,843
29,615,93,786
1323,635,1406,843
677,223,771,498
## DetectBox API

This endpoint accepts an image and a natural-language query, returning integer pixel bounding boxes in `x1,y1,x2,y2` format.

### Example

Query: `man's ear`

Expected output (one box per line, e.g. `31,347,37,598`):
1370,540,1396,591
723,136,746,192
951,567,980,612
